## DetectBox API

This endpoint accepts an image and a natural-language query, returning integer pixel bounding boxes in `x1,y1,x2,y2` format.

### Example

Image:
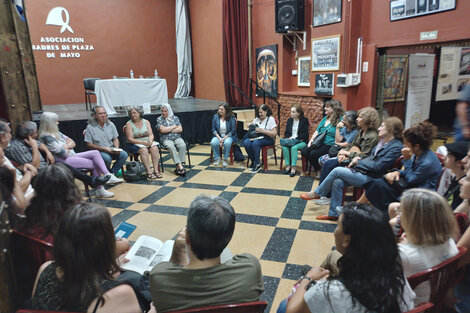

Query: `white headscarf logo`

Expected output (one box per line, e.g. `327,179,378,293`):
46,7,74,34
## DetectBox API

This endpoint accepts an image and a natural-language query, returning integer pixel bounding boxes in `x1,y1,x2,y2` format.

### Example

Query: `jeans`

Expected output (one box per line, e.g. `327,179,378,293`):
210,136,233,160
282,142,306,167
242,137,275,166
276,299,287,313
319,158,340,184
300,144,331,172
315,167,369,217
100,150,128,174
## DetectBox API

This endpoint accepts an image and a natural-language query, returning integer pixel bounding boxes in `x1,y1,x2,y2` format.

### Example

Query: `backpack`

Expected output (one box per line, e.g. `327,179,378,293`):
233,144,245,162
125,161,146,181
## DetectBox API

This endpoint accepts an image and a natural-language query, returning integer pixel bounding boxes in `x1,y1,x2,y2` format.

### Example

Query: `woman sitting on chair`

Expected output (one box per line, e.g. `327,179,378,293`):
211,103,237,167
283,203,414,313
243,104,277,173
300,99,344,177
125,106,162,179
38,112,120,198
397,189,458,306
281,104,309,177
156,103,187,176
31,202,148,313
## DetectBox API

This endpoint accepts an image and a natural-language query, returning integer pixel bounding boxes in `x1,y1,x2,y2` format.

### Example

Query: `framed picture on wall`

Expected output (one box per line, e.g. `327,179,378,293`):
315,73,334,95
390,0,456,21
312,35,341,71
383,55,409,102
255,44,278,97
298,56,311,87
312,0,342,27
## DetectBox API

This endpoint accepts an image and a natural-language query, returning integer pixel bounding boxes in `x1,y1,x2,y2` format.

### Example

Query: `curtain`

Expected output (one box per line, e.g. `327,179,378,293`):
174,0,192,99
223,0,249,107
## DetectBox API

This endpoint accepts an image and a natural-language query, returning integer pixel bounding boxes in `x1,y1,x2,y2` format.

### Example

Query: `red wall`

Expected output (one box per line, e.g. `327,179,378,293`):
24,0,177,105
189,0,225,102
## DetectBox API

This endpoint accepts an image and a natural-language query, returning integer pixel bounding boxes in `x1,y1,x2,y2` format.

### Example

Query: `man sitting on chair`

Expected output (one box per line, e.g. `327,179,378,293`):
149,195,264,313
84,106,127,182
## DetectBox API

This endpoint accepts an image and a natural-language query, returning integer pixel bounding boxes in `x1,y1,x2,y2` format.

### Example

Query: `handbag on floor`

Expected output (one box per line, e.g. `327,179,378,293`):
233,144,245,162
126,161,147,181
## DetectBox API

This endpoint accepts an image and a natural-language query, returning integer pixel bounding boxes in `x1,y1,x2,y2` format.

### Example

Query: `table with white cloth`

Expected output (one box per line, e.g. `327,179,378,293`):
95,78,168,114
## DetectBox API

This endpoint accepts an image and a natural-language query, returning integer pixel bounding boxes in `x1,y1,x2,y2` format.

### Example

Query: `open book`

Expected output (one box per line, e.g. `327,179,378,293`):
121,235,174,275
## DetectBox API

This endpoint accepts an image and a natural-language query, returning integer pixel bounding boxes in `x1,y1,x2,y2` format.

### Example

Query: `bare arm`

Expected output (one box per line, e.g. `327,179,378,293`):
38,142,55,164
286,267,329,313
65,137,76,150
86,141,112,154
334,122,345,143
24,137,40,168
125,123,147,145
145,120,155,142
112,137,120,149
170,227,189,266
458,226,470,267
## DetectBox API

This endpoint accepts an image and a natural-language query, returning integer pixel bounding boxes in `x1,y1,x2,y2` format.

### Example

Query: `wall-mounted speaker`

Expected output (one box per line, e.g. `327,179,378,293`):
275,0,305,33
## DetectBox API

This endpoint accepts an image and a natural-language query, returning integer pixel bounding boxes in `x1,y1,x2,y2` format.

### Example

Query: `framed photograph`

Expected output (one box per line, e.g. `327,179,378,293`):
383,55,409,102
312,0,342,27
390,0,456,21
297,56,311,87
312,35,341,71
255,44,278,97
315,73,334,95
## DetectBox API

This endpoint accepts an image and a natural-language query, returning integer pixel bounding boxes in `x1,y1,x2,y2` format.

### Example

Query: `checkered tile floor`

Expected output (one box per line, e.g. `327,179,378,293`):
84,144,337,313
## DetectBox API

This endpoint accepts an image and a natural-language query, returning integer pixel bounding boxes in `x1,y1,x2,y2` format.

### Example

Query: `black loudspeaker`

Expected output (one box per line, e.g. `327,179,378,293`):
275,0,305,33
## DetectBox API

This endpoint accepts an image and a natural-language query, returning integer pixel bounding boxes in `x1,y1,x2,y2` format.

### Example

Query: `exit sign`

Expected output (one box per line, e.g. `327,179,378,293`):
420,31,438,41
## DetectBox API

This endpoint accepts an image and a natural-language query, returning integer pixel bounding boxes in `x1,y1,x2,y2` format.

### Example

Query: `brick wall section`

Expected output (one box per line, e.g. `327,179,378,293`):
265,95,324,137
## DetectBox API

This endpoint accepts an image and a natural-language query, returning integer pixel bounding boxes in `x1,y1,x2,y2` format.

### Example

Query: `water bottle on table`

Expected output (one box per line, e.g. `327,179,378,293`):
130,69,134,79
154,69,158,78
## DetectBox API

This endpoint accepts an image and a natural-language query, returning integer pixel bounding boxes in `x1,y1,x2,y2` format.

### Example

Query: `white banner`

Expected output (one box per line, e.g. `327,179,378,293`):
405,54,435,128
436,47,470,101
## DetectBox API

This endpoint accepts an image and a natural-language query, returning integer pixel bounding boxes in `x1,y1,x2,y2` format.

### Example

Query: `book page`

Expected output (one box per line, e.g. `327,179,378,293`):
121,235,163,275
147,240,175,272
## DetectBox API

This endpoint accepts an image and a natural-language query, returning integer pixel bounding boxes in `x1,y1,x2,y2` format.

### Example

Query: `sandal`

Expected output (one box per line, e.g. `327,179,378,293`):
154,172,163,179
147,173,158,179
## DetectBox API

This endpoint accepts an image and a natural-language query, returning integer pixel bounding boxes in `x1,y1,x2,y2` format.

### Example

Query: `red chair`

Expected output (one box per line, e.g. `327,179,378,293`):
280,120,312,172
246,117,278,171
407,246,467,313
210,119,237,166
167,301,267,313
404,302,434,313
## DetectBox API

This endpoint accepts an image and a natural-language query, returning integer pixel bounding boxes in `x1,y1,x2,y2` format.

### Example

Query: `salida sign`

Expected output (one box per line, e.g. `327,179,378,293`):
31,7,94,59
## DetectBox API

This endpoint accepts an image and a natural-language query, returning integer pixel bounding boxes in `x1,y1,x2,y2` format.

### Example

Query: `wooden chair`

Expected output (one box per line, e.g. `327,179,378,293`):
407,246,468,313
11,229,53,304
210,119,237,166
245,117,278,171
167,301,267,313
404,302,434,313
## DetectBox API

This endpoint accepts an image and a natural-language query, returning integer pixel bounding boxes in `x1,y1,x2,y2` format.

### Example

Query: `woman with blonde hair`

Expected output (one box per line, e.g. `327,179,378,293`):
399,188,459,305
38,112,120,198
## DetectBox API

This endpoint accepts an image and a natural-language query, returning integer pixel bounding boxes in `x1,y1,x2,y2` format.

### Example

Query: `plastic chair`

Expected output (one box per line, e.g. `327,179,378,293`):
154,125,191,173
83,78,100,111
11,230,53,303
210,119,237,166
245,117,278,171
404,302,434,313
167,301,267,313
407,246,468,313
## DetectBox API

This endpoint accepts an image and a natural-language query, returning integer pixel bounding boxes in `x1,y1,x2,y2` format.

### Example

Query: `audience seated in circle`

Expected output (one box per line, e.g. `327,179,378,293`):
362,121,442,212
280,203,414,313
317,110,359,170
85,106,129,176
281,103,309,177
210,103,237,167
5,121,110,193
149,194,264,313
301,117,404,221
317,107,380,185
125,106,162,179
156,103,187,175
300,99,344,178
31,203,149,313
397,188,459,306
243,104,278,173
0,160,26,225
38,112,120,198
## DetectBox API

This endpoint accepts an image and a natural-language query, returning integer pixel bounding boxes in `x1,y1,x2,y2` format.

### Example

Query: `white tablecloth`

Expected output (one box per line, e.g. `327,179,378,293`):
95,78,168,114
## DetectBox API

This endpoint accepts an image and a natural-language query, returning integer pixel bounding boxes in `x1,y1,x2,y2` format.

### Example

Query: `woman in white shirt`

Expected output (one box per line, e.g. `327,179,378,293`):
242,104,277,173
285,203,415,313
398,188,459,306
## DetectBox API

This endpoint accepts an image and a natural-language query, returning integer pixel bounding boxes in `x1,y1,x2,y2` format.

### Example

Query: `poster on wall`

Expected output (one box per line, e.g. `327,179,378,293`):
312,35,341,71
390,0,455,21
436,47,470,101
405,54,435,128
383,55,409,102
312,0,342,27
298,56,311,87
256,44,278,97
315,74,334,95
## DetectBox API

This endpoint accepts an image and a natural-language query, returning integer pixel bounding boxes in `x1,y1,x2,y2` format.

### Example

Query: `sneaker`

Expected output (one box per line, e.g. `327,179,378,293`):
222,159,228,167
315,172,321,179
106,173,124,185
248,162,255,170
314,197,331,205
94,187,114,198
213,158,220,166
90,174,111,188
251,164,262,173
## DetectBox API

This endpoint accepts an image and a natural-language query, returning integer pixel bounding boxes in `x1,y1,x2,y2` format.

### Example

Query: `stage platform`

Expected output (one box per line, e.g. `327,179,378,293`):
43,98,221,152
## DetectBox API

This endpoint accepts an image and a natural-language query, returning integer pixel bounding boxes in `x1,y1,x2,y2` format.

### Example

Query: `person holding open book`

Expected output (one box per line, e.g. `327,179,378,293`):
149,195,264,312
